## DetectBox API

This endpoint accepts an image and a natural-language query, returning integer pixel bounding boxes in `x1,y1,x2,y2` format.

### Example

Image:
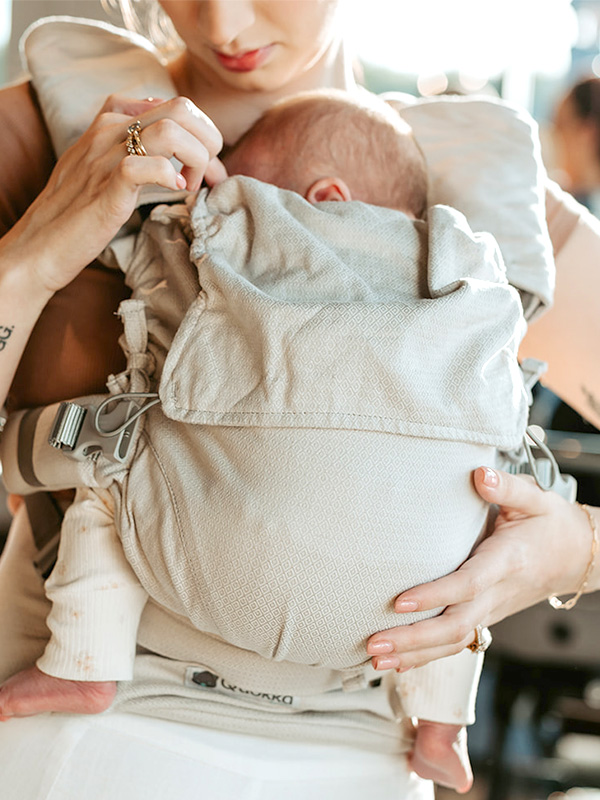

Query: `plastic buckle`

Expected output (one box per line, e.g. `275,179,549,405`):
48,400,139,464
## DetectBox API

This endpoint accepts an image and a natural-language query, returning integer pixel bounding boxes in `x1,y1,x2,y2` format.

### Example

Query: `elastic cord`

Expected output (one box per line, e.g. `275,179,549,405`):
523,426,560,491
93,392,160,438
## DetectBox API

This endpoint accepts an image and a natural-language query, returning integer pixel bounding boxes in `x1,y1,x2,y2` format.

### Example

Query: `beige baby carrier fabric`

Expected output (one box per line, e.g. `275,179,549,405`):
110,177,529,665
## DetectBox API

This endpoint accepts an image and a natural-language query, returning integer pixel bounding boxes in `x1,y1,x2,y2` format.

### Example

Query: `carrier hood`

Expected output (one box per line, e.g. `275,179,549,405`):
159,177,528,449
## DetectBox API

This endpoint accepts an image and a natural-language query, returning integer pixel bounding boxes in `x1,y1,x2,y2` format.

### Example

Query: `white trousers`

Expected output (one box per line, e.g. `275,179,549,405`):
0,711,432,800
0,506,432,800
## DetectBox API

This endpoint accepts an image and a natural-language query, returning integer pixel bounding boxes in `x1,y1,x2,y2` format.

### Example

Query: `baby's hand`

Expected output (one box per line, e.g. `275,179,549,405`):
0,666,116,720
410,719,473,794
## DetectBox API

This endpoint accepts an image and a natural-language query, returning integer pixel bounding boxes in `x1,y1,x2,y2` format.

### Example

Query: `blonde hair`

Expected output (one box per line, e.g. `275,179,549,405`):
228,89,428,218
101,0,183,58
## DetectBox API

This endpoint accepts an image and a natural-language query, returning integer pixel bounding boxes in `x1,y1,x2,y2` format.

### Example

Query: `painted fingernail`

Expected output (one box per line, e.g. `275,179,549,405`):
176,173,187,189
395,599,418,612
481,467,499,488
367,640,394,655
373,656,398,670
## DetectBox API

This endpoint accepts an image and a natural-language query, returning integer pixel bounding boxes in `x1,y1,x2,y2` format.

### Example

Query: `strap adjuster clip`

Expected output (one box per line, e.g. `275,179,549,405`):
47,397,150,464
48,401,87,451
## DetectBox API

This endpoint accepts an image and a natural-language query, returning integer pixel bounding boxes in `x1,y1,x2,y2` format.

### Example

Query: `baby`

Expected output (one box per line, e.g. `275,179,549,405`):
223,87,428,217
0,91,523,794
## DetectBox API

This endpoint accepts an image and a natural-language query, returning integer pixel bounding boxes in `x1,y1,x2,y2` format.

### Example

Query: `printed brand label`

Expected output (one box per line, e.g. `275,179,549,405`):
184,667,298,708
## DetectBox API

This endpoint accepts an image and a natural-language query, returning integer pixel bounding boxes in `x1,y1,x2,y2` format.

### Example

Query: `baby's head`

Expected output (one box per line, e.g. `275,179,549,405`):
224,89,428,219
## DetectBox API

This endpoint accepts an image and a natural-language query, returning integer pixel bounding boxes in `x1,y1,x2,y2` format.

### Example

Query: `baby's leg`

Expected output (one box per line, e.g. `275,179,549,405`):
0,265,129,694
0,666,116,720
410,720,473,794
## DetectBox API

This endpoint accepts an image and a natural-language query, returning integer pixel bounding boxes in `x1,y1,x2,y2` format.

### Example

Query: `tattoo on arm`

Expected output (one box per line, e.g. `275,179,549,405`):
0,326,14,352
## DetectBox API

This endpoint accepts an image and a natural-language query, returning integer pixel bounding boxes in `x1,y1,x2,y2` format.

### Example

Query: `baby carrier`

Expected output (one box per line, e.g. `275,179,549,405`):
1,175,572,674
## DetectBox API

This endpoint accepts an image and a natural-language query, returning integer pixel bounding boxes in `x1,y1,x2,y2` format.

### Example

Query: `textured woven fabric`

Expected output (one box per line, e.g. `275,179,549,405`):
109,179,526,677
389,95,555,320
163,180,528,446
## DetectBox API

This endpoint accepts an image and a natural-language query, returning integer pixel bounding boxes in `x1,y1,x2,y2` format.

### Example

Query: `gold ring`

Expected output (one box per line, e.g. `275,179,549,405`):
125,120,148,157
466,625,492,653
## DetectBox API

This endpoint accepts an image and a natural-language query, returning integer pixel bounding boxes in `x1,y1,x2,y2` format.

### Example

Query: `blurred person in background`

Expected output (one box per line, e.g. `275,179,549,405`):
553,76,600,217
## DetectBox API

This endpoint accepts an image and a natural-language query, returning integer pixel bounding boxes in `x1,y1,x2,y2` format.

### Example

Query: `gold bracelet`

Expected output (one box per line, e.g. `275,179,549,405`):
548,502,598,610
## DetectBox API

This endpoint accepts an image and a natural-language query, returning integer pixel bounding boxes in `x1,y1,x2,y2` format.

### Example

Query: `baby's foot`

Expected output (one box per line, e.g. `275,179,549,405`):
410,720,473,794
0,666,116,720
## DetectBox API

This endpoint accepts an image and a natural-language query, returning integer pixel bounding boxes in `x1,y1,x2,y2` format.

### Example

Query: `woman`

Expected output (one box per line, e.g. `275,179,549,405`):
0,2,597,797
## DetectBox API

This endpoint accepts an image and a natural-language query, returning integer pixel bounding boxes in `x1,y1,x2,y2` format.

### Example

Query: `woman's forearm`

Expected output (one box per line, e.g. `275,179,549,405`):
0,253,53,410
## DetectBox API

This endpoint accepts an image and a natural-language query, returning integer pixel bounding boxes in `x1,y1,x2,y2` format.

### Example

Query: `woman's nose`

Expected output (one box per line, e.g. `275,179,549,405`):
197,0,257,48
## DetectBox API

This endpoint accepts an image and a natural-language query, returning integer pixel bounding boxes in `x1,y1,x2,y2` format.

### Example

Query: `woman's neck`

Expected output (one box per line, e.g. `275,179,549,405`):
168,37,357,146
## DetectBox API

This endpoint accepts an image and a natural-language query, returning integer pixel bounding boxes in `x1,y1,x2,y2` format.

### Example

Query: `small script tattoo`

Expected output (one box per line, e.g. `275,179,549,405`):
0,325,14,352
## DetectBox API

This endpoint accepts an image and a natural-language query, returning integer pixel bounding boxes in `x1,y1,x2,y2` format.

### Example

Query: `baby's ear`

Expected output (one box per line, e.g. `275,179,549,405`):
306,177,352,204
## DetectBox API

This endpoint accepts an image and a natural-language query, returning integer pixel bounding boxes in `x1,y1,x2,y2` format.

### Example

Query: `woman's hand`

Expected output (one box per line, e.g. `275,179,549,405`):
1,94,227,298
0,94,227,409
367,467,599,671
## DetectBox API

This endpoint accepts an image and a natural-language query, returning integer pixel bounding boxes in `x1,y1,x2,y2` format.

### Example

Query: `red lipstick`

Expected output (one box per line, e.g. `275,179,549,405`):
214,45,274,72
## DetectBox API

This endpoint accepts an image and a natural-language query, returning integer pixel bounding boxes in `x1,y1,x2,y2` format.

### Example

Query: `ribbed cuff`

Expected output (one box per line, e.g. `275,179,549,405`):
395,648,484,725
37,585,147,681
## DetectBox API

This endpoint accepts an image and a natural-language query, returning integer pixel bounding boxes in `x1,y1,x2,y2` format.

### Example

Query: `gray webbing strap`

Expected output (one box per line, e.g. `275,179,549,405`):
17,406,44,488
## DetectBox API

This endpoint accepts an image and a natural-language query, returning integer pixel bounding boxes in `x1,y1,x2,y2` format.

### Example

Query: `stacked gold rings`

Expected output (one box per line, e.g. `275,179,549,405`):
126,120,148,157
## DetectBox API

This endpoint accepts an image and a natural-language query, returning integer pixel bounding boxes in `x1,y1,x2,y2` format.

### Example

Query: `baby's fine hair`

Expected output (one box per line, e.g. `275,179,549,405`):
230,89,428,219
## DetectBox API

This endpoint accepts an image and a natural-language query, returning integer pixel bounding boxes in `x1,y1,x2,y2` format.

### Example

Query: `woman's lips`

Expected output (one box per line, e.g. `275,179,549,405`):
214,45,274,72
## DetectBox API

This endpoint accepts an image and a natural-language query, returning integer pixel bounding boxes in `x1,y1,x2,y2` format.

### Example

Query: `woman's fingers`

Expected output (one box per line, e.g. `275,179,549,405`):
367,594,484,658
59,154,183,239
97,94,167,117
472,466,546,514
368,612,480,670
128,118,214,191
385,470,549,619
111,154,186,195
91,96,225,190
391,537,512,617
133,97,224,188
204,156,229,187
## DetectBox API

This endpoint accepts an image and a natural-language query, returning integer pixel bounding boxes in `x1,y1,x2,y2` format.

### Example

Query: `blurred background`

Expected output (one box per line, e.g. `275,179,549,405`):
1,2,600,798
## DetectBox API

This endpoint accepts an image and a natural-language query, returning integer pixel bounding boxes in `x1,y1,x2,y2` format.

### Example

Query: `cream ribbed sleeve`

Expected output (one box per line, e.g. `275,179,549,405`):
395,648,484,726
37,487,148,681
